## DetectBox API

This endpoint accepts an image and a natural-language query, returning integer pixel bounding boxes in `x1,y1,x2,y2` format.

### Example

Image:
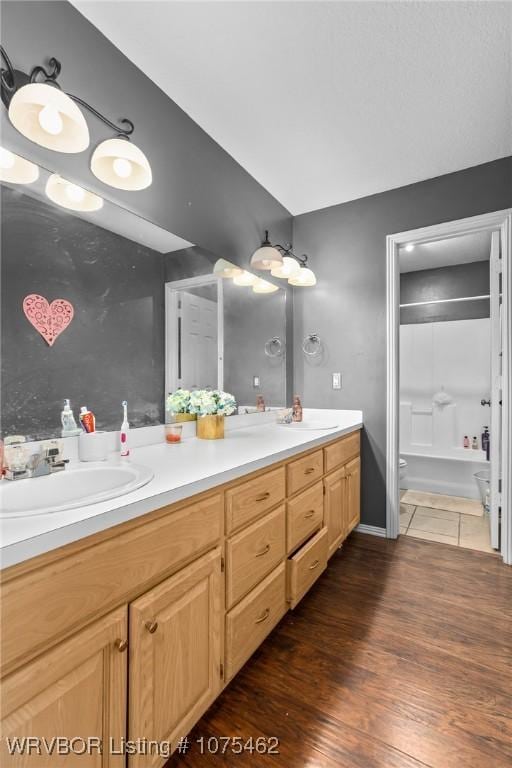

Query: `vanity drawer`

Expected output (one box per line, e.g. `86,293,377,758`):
226,506,286,608
287,449,324,497
324,431,360,474
0,494,223,676
287,526,328,609
225,563,287,681
287,481,323,554
226,467,285,534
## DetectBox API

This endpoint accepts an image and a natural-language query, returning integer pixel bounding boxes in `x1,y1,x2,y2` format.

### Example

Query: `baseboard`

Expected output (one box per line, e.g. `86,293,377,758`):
355,524,387,537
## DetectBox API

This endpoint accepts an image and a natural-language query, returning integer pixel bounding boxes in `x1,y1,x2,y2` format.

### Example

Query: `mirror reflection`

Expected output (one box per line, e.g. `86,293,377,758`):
0,147,288,441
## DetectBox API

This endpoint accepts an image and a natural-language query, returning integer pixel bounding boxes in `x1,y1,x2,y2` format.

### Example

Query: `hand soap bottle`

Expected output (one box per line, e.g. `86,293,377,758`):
292,395,303,422
61,399,81,437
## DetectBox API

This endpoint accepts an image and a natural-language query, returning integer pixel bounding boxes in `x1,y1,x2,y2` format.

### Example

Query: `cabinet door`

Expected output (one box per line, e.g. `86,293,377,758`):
0,607,127,767
346,456,361,533
129,548,222,767
323,468,347,558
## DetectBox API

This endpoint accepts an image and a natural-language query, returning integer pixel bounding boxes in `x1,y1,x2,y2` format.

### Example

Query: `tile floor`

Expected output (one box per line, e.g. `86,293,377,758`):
400,495,494,553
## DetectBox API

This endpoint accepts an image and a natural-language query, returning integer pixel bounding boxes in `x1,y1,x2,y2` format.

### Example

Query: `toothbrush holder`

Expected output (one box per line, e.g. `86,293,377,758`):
79,431,109,462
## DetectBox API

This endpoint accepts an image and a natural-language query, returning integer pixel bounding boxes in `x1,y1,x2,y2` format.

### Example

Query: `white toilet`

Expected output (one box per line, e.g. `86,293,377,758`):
399,457,408,488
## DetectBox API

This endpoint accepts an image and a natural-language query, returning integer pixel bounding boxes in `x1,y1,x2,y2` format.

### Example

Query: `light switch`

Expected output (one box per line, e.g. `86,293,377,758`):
253,376,260,388
332,372,342,390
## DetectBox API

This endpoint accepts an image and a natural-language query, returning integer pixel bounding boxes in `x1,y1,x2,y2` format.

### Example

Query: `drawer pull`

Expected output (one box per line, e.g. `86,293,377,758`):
304,509,316,518
255,492,271,502
304,467,316,475
145,620,158,634
255,608,270,624
308,559,320,571
114,638,128,653
255,544,271,558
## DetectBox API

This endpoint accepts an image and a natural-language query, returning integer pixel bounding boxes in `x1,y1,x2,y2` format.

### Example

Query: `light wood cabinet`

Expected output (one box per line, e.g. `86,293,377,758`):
226,505,286,608
128,548,222,767
286,481,323,554
0,607,127,767
0,428,361,766
225,467,285,534
346,456,361,533
323,467,347,558
287,449,324,496
287,527,328,609
225,563,287,681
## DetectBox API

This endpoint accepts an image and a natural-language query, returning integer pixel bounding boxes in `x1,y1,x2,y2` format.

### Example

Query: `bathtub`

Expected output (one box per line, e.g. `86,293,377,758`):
400,446,489,499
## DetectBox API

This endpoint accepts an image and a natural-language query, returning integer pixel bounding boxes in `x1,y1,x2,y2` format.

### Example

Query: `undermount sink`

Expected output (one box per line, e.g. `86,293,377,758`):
0,461,154,518
279,421,339,430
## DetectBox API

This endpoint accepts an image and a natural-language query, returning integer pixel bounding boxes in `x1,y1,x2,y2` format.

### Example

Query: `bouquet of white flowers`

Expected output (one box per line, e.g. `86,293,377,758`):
166,389,191,414
189,389,237,416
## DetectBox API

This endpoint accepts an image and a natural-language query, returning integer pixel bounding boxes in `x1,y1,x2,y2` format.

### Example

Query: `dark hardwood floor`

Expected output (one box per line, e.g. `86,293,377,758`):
167,533,512,767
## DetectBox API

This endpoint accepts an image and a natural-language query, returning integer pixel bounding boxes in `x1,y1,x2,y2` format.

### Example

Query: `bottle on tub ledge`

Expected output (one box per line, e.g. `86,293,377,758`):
292,395,303,423
471,436,479,450
120,401,130,457
463,435,470,449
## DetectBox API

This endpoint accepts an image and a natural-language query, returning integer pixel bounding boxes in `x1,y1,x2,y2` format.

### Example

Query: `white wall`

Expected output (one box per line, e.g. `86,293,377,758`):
400,318,491,451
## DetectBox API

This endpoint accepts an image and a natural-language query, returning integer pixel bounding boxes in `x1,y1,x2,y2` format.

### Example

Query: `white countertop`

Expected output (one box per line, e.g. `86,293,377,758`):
0,409,362,568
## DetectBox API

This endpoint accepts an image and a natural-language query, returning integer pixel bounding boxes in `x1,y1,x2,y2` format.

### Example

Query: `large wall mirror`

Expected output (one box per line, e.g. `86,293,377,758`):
1,146,289,440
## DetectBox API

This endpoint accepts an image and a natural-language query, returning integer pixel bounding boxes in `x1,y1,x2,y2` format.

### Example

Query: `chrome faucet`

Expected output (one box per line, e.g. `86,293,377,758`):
3,437,68,481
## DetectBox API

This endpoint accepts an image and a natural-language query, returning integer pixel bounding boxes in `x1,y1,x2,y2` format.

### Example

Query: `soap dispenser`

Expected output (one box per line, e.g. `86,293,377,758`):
292,395,303,423
61,399,81,437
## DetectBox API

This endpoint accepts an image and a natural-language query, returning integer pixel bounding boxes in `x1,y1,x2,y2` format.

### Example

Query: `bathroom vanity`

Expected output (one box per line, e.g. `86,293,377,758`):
0,413,361,766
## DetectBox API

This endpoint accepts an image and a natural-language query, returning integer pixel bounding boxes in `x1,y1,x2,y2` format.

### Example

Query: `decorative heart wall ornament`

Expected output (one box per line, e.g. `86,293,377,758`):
23,294,74,347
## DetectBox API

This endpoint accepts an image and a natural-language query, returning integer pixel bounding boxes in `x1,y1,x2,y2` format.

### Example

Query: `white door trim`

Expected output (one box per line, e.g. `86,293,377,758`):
386,210,512,565
165,275,224,397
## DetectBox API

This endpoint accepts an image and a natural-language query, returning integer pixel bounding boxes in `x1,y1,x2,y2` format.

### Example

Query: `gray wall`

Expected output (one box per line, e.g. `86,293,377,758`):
400,261,490,324
293,157,512,527
0,1,292,264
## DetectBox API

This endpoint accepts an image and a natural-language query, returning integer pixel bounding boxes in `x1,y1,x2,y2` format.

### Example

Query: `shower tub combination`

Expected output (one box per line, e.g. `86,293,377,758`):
400,400,489,500
400,445,488,500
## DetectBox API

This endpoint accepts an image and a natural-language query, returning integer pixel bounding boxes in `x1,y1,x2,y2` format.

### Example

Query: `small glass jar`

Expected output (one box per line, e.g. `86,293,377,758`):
165,424,183,444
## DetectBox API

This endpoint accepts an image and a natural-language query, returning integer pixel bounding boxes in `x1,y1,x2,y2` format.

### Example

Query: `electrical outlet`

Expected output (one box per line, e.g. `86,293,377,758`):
253,376,260,388
332,372,342,390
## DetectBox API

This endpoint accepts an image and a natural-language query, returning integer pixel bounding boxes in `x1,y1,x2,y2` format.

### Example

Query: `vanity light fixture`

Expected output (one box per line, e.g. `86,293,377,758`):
252,278,279,294
250,230,284,271
233,270,257,286
0,46,152,188
271,255,300,279
213,259,243,278
254,230,316,286
90,137,152,191
0,146,39,184
288,264,317,287
45,173,103,212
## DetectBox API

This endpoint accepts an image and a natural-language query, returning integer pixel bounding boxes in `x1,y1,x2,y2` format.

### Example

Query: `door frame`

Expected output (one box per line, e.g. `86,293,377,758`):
386,210,512,564
165,275,224,396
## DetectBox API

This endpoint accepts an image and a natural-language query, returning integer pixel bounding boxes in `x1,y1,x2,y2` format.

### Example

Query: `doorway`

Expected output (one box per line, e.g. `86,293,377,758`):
386,211,512,564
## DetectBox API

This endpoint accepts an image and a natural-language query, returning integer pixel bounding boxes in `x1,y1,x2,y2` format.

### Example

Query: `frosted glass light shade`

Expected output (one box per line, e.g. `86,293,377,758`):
213,259,243,278
252,278,279,294
288,266,317,287
8,83,89,153
271,255,300,279
45,174,103,212
250,244,283,271
233,270,257,286
91,138,152,190
0,148,39,184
